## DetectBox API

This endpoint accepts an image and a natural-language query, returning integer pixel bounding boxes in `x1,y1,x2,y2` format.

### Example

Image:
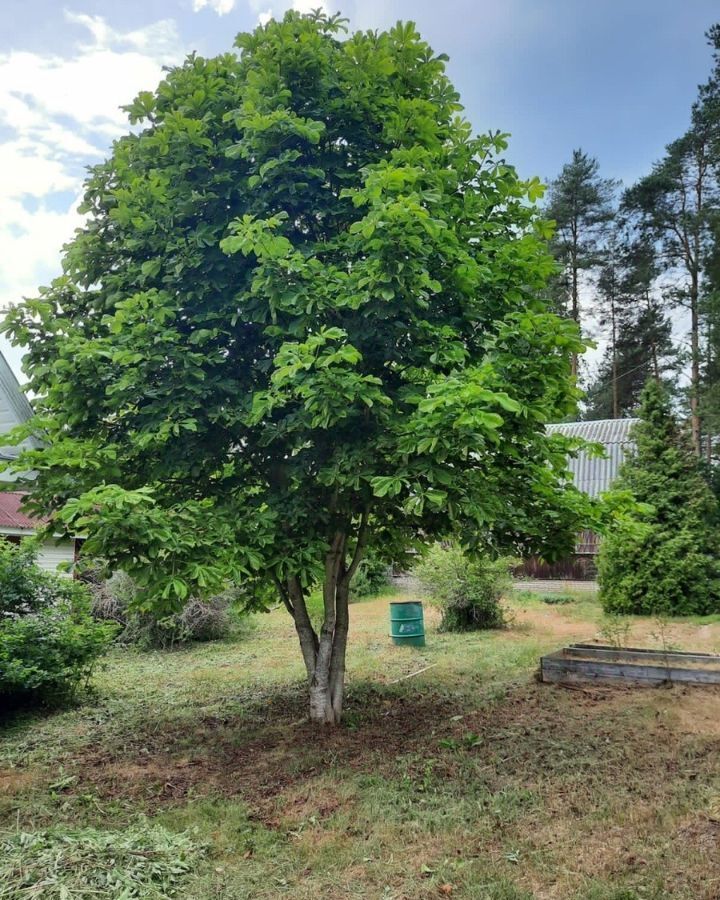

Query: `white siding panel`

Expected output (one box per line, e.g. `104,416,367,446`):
0,348,38,482
36,540,76,574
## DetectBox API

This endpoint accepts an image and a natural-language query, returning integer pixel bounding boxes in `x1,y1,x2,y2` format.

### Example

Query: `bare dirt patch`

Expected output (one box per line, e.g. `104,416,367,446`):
0,768,36,795
511,597,720,656
70,686,462,814
511,604,593,641
657,686,720,736
64,676,720,836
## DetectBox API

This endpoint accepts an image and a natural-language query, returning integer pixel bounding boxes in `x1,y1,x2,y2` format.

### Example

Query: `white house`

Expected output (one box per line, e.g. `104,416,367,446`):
0,351,78,573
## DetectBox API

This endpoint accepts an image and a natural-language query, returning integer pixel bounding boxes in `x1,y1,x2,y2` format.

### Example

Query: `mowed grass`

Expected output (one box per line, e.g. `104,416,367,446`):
3,589,720,899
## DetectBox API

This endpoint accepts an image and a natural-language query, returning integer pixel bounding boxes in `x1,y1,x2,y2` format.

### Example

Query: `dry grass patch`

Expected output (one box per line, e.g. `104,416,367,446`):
4,593,720,898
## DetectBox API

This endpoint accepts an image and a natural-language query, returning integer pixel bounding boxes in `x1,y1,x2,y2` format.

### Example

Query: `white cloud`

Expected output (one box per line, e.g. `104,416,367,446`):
249,0,329,26
0,141,77,200
292,0,328,13
192,0,237,14
0,12,186,380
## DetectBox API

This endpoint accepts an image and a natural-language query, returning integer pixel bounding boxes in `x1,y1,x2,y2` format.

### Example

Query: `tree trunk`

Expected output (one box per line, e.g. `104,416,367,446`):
281,514,368,725
644,291,660,380
690,271,701,456
307,582,348,725
570,243,579,379
688,142,705,457
611,301,619,419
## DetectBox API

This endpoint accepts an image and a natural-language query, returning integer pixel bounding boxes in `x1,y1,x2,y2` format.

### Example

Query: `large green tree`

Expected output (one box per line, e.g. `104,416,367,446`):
3,13,600,723
544,149,617,378
598,380,720,615
584,233,676,419
623,119,719,455
698,24,720,459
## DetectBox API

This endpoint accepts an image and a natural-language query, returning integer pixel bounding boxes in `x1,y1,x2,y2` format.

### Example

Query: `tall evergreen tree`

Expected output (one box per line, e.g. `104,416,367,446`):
584,308,675,419
697,23,720,459
591,235,624,419
619,235,668,381
701,230,720,455
598,380,720,615
584,233,676,419
544,150,618,378
624,75,720,453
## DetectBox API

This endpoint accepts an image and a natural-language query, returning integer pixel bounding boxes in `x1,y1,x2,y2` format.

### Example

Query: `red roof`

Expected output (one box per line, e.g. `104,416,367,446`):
0,492,48,530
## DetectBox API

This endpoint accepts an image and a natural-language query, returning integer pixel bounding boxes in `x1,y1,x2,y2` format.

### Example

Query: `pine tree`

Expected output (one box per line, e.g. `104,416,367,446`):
698,24,720,460
584,309,675,420
624,24,720,454
590,236,625,419
584,234,676,419
598,380,720,615
620,234,670,383
700,236,720,456
544,150,618,377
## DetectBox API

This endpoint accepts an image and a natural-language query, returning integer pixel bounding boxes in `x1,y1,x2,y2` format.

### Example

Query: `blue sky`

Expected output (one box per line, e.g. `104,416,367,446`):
0,0,718,377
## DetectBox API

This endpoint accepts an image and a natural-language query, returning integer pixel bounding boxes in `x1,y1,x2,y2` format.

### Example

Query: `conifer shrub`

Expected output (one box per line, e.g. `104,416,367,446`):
598,380,720,616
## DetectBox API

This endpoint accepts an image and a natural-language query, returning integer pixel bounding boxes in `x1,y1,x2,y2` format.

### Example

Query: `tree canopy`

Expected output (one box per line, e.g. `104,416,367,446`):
3,12,602,722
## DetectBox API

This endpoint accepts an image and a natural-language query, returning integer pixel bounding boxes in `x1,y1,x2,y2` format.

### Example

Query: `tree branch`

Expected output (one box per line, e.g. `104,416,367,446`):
288,576,319,676
272,574,295,619
343,507,370,585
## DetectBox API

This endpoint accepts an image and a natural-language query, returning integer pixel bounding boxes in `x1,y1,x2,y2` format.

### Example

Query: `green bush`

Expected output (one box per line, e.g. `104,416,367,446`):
413,544,511,631
90,570,242,649
349,552,390,601
0,542,115,705
599,381,720,616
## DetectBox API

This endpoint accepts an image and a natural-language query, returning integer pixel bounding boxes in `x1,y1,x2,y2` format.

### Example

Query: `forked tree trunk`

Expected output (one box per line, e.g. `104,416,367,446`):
279,515,368,725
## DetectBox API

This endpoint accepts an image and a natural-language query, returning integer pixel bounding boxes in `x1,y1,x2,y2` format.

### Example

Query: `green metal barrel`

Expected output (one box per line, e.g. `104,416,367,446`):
389,600,426,647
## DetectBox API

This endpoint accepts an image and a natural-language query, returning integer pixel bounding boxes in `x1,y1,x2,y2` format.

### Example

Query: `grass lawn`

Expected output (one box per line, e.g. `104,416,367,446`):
3,588,720,899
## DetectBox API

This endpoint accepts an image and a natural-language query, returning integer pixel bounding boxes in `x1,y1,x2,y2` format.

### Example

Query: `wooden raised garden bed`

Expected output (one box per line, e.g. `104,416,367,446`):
541,643,720,686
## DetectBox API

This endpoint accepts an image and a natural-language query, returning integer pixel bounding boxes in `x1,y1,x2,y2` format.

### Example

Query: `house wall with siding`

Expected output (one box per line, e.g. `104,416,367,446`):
36,539,76,574
0,353,77,574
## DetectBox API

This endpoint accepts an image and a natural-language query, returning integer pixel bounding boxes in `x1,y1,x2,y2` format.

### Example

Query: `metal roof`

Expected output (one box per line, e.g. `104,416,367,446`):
0,492,46,531
547,418,639,498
